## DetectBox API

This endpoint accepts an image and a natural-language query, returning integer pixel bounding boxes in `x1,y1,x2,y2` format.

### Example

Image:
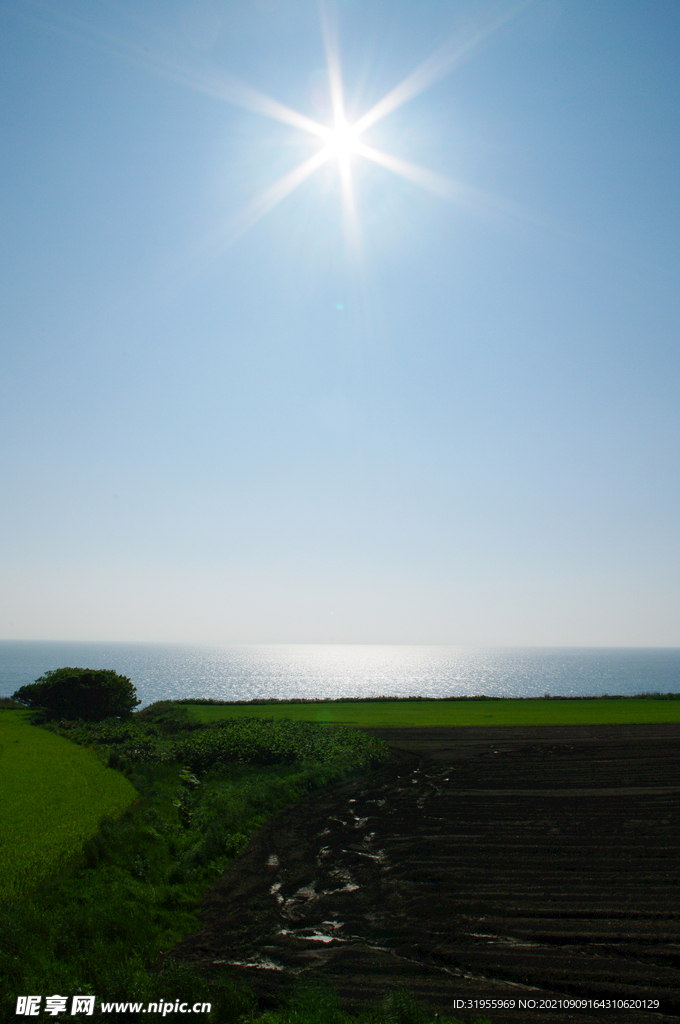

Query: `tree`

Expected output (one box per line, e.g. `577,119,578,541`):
12,667,141,721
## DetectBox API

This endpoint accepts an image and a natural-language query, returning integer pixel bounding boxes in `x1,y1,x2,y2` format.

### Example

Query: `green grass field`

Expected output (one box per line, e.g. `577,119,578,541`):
184,697,680,729
0,711,138,900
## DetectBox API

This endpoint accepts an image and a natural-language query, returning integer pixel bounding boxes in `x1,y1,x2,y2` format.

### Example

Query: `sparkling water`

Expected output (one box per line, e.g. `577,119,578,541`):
1,642,678,708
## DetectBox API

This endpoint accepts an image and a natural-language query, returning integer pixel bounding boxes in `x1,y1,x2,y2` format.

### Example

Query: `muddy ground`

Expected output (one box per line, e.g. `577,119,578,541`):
169,724,680,1023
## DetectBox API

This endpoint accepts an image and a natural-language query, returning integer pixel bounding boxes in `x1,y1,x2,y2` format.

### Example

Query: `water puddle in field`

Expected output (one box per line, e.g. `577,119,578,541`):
280,884,318,917
470,932,540,947
328,868,359,893
225,956,285,971
347,848,387,864
278,921,345,944
273,873,360,918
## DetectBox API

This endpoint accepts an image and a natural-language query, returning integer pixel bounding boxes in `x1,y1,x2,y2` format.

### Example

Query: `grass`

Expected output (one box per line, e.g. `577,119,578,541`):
182,696,680,729
0,710,137,900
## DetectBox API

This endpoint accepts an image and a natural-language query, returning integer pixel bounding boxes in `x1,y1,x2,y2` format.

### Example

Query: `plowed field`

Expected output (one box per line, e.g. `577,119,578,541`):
170,724,680,1023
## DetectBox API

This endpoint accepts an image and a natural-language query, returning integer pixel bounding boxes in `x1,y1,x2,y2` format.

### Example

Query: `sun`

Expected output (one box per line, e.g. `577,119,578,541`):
322,117,361,162
167,0,526,250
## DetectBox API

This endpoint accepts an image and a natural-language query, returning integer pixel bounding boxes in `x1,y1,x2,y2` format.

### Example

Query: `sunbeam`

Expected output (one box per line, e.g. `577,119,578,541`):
319,1,347,131
353,0,533,135
317,0,362,258
356,143,465,201
24,2,329,139
221,149,332,247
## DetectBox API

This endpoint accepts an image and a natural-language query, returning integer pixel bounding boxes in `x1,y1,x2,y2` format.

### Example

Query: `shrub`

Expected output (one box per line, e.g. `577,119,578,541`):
12,667,141,721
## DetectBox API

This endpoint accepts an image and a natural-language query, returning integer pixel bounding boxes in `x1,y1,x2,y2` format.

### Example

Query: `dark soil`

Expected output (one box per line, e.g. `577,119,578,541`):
169,725,680,1023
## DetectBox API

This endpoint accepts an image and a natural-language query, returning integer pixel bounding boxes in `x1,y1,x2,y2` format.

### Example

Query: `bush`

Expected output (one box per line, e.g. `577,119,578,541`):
12,667,141,721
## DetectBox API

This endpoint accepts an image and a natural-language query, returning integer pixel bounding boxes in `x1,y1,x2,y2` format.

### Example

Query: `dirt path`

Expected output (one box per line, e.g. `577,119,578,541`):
169,725,680,1023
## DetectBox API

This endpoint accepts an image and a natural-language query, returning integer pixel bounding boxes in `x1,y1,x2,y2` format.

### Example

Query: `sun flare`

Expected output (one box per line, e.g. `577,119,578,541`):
170,0,529,252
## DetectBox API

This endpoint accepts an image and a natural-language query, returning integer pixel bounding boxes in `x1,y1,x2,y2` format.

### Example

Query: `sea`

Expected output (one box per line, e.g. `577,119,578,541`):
1,642,679,708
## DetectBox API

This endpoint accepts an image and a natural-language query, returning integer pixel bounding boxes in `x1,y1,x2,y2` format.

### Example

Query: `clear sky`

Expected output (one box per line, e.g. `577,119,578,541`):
1,0,679,646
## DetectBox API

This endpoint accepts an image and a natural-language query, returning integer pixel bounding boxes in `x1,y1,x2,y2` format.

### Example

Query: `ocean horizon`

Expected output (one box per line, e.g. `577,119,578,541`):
1,641,679,709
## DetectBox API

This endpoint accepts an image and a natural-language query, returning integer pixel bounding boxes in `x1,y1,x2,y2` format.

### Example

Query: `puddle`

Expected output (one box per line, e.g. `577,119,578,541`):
278,921,346,945
228,956,285,971
470,932,539,947
283,884,317,906
278,883,321,917
328,868,360,893
348,848,387,864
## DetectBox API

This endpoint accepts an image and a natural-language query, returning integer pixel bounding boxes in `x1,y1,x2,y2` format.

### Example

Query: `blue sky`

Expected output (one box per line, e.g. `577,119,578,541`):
1,0,679,645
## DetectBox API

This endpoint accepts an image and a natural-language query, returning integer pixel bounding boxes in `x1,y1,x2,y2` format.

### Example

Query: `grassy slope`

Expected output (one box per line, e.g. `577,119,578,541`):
0,711,137,900
185,698,680,728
